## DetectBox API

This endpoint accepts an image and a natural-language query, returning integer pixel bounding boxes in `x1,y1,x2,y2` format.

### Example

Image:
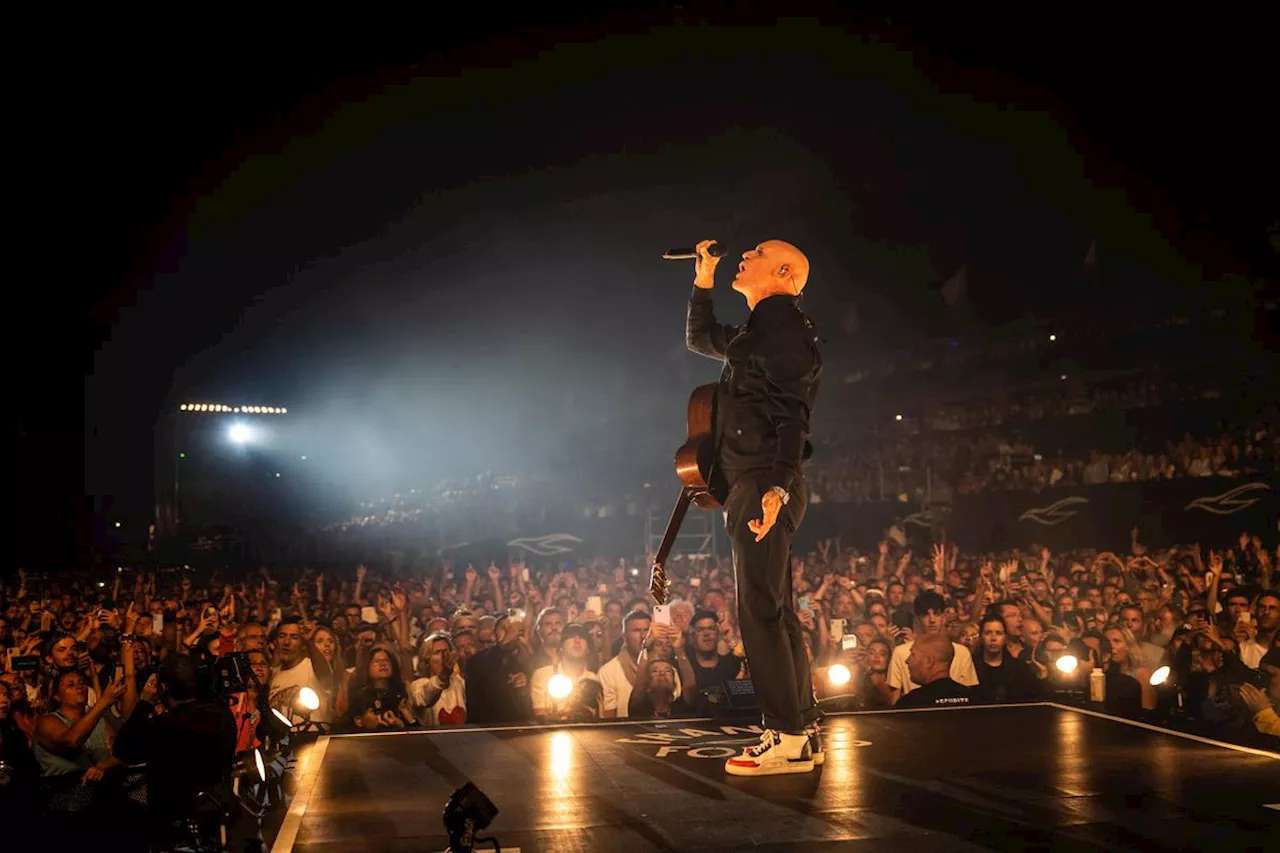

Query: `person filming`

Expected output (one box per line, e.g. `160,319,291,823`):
112,653,238,848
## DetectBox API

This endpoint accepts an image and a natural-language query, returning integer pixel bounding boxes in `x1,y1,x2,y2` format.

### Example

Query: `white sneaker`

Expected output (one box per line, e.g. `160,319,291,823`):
725,729,814,776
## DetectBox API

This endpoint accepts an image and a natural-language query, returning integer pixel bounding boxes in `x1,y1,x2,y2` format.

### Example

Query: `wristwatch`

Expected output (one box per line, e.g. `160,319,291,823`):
768,486,791,506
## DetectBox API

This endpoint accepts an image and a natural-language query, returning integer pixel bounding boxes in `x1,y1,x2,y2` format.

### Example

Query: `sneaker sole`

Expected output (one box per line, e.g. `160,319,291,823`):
725,758,816,776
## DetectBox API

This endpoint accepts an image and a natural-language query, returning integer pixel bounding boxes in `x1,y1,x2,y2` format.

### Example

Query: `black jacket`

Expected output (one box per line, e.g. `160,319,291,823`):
464,643,534,724
686,288,821,494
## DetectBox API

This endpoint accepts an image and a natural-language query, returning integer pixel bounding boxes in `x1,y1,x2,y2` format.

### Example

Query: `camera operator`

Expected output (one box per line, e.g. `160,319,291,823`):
464,610,534,724
112,653,238,847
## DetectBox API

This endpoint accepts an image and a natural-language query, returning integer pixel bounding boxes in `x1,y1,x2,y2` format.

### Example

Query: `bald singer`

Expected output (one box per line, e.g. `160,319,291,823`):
684,238,823,776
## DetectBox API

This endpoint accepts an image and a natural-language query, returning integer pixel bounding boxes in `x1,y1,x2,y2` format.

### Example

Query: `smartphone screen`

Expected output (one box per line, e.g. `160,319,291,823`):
586,596,603,614
831,619,845,640
522,568,530,582
842,635,858,651
690,577,701,587
798,595,812,612
152,613,164,633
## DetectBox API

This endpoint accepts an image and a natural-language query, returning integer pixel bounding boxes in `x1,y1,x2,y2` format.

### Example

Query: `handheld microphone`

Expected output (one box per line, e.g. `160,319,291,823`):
663,243,726,260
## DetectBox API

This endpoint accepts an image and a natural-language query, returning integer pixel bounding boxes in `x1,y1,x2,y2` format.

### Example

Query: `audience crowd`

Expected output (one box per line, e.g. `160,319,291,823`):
3,525,1277,832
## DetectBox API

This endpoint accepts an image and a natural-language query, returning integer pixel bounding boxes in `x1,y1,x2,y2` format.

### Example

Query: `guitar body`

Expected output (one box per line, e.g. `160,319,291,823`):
650,382,726,603
674,383,726,509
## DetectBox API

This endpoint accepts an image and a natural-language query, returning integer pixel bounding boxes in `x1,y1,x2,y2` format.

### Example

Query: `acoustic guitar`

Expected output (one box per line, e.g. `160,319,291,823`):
648,383,727,604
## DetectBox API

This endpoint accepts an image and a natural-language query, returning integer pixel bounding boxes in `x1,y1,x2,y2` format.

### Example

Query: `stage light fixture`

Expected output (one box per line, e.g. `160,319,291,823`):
1055,654,1079,674
1049,333,1057,342
256,707,294,749
827,663,851,686
297,686,321,713
548,673,573,700
895,413,903,421
442,782,500,853
1149,665,1171,687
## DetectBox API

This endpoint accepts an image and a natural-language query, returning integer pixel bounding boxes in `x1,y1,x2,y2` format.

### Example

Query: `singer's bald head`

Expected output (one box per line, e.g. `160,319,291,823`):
732,239,811,308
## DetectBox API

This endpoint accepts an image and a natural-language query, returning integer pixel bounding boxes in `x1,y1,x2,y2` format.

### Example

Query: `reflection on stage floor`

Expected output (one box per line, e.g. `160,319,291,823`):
278,703,1278,853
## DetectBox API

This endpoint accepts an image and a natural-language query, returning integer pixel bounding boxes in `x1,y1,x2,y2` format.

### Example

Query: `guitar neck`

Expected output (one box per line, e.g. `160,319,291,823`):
650,486,697,603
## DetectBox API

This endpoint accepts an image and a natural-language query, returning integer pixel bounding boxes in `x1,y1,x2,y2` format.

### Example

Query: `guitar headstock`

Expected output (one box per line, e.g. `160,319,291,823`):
648,562,669,605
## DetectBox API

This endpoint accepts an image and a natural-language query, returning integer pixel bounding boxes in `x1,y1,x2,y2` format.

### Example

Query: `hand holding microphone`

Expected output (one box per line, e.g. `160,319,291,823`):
679,239,724,289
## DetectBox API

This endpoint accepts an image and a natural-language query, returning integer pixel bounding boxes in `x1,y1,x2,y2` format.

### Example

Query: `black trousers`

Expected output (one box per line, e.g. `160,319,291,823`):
723,475,817,734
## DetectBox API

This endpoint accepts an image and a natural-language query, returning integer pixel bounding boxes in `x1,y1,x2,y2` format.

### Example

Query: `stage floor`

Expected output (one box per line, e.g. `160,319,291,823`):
275,703,1278,853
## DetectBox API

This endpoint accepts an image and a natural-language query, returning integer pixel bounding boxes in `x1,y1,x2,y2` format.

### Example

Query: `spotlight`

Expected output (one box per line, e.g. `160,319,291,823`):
828,663,851,686
442,782,500,853
297,686,320,713
548,674,573,700
895,413,903,421
1055,654,1079,674
1149,665,1171,687
180,404,188,411
254,748,266,782
228,423,252,444
256,707,293,745
1049,333,1057,342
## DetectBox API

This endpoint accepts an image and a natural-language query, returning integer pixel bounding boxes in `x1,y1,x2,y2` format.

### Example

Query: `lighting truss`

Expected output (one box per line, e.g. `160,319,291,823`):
178,403,288,414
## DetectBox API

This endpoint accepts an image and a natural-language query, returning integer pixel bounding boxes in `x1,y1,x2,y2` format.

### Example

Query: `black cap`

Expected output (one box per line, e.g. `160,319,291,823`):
559,623,593,647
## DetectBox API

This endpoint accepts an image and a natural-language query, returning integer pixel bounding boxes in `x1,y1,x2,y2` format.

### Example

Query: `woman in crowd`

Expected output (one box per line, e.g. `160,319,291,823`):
229,649,271,754
855,637,894,710
1104,625,1158,710
408,632,467,726
346,645,415,731
309,625,348,722
973,616,1038,703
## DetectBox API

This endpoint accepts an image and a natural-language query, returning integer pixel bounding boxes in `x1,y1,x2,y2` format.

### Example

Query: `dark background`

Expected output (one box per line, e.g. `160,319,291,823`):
15,7,1276,571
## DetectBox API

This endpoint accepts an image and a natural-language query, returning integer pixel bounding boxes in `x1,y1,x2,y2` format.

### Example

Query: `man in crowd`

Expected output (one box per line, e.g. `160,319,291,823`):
688,609,745,694
628,658,695,719
599,610,651,719
1118,604,1166,671
464,611,533,724
1239,591,1279,669
895,632,974,709
531,624,601,721
112,654,237,850
888,591,978,703
268,618,322,723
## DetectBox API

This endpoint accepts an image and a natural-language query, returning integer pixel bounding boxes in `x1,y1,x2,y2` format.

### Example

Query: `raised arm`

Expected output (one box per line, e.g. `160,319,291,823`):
686,238,738,359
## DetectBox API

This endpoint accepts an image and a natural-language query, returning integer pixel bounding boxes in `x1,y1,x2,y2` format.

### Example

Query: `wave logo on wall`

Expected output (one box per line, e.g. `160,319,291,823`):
507,533,584,556
1019,496,1090,526
1185,483,1272,515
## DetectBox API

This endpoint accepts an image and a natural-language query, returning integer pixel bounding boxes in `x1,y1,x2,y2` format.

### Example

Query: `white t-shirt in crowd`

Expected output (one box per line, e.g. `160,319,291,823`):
408,674,467,726
888,639,978,697
269,657,327,723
